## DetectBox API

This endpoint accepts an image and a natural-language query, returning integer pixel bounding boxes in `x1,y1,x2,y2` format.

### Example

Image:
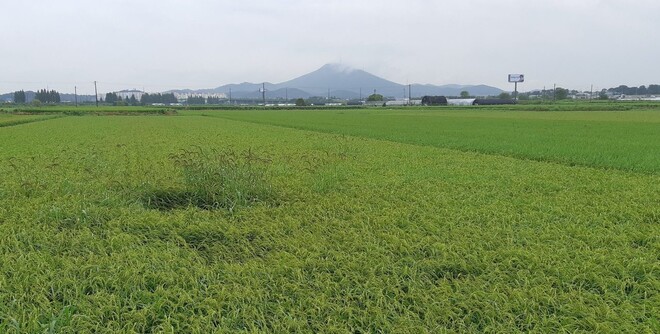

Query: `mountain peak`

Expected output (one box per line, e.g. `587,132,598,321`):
176,64,503,100
319,63,356,74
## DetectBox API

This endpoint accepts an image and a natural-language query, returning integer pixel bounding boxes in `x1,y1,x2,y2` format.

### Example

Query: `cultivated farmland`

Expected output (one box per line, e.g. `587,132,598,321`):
0,105,658,332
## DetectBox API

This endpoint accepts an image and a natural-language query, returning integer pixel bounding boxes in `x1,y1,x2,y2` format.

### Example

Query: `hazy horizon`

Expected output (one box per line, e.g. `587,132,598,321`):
2,0,659,95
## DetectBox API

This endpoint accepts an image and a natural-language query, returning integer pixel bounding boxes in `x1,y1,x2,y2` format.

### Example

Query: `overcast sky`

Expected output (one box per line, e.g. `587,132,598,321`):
2,0,659,95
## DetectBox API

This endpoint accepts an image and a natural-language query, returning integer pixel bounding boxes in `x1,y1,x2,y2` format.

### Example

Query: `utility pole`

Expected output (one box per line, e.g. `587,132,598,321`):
94,81,99,107
590,84,593,101
327,88,330,100
543,86,546,101
359,88,362,101
285,88,288,102
408,84,412,105
74,86,78,107
229,88,232,105
553,83,556,102
514,81,518,101
261,83,266,106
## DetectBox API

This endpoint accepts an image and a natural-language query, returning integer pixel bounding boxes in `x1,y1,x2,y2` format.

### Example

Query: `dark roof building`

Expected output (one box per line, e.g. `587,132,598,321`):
472,98,516,105
421,96,448,106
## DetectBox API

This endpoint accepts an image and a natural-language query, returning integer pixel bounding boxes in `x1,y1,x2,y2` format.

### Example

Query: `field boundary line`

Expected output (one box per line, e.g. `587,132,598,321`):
0,115,67,128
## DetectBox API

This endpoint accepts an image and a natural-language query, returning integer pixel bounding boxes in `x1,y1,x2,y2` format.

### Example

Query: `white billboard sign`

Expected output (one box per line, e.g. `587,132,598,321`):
508,74,524,83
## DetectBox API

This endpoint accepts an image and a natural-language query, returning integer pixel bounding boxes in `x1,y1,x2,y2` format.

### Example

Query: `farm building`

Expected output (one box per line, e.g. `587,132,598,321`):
385,99,421,106
472,98,516,105
421,96,448,106
447,98,476,106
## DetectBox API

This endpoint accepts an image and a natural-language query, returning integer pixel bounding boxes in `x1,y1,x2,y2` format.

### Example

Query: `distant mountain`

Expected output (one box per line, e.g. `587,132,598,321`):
227,87,312,100
275,63,402,97
169,63,503,99
2,65,504,101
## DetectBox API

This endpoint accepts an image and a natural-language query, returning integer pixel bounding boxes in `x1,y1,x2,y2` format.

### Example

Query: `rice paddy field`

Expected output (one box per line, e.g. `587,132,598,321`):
0,104,658,332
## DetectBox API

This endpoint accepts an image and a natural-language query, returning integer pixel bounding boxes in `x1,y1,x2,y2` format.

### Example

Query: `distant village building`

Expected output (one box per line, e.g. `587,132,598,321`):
385,99,407,106
385,99,421,106
618,95,660,101
173,92,227,100
447,98,476,106
116,89,145,100
573,92,591,99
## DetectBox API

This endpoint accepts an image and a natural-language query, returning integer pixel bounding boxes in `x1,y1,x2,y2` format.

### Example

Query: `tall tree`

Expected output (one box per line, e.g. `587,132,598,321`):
34,89,61,103
105,92,118,104
187,95,206,104
554,87,569,100
367,94,384,101
13,90,26,103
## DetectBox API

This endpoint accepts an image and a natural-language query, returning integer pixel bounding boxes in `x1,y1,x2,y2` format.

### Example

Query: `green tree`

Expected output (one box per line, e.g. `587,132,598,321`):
295,98,306,106
498,92,511,99
367,94,384,101
460,90,470,98
34,89,60,103
637,85,647,95
187,95,206,105
555,87,569,100
35,89,47,102
13,90,26,103
105,92,118,104
163,93,178,104
598,90,609,100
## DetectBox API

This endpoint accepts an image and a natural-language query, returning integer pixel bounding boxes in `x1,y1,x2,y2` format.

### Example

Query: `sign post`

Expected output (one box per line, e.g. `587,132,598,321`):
508,74,524,101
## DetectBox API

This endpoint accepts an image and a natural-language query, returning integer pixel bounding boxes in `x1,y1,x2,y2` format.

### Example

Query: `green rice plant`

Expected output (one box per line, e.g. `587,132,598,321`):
146,147,275,212
0,112,658,332
205,106,660,173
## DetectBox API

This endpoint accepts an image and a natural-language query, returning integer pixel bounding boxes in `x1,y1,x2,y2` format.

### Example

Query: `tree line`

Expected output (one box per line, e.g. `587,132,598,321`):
10,83,660,105
35,89,61,103
13,89,61,104
104,93,139,106
102,93,178,105
607,85,660,95
140,93,178,105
